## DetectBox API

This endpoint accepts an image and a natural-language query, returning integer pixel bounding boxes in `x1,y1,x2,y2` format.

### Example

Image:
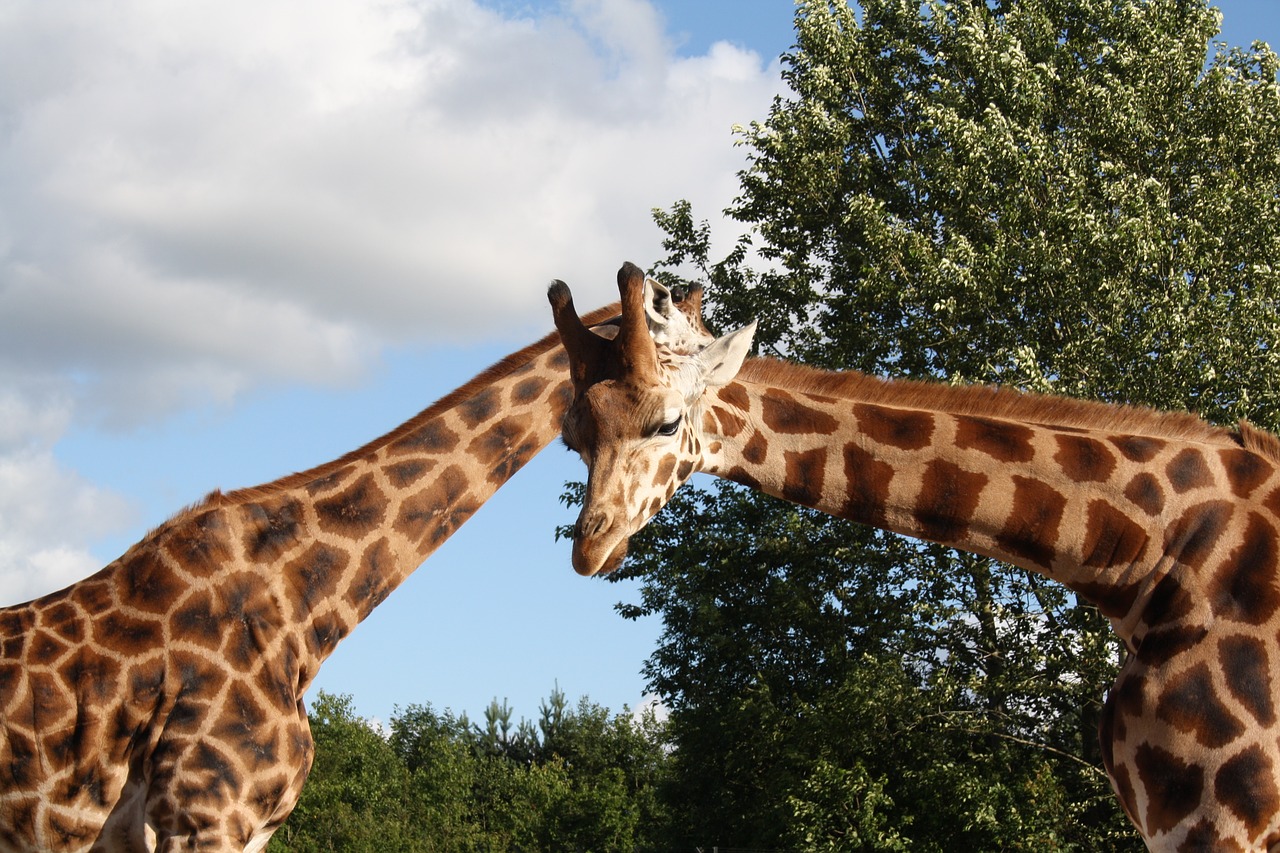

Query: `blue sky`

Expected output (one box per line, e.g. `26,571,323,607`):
2,0,1275,728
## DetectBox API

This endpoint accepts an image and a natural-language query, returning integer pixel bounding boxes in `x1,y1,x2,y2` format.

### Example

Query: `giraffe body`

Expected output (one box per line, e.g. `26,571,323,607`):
550,263,1280,851
0,292,708,852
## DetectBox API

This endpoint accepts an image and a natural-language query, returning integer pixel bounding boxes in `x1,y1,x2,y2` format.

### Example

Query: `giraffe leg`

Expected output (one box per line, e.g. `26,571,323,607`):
141,702,312,853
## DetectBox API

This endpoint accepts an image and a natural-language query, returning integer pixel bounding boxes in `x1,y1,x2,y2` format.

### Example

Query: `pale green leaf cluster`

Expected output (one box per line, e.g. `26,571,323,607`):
268,689,669,852
710,0,1280,427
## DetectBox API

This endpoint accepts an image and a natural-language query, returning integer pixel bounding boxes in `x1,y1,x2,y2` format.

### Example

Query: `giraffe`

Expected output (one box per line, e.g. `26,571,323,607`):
0,282,710,853
549,262,1280,851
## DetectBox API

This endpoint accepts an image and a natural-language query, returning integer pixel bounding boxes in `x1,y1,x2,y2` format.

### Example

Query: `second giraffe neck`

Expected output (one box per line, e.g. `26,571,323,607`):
702,359,1279,644
126,312,611,685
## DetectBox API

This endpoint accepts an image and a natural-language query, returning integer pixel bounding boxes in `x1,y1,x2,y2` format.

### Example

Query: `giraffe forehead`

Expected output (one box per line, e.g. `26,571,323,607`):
578,381,682,437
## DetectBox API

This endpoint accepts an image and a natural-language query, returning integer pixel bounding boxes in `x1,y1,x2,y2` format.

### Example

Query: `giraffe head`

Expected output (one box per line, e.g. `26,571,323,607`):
549,262,755,575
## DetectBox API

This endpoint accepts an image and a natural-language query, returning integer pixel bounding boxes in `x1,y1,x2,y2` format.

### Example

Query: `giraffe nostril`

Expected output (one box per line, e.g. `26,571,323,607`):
575,513,609,540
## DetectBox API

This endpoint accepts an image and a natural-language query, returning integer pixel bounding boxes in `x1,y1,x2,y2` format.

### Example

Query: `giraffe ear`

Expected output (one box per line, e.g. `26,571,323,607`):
645,277,715,352
693,319,756,389
644,278,676,329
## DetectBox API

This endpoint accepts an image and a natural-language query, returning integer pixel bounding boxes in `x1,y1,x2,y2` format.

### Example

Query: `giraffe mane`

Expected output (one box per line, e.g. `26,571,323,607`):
167,304,623,520
737,357,1276,457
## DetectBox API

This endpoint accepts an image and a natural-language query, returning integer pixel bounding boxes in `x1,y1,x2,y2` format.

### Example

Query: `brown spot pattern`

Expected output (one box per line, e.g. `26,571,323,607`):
389,420,460,455
653,455,677,486
305,611,349,658
212,683,272,761
29,630,69,666
761,389,840,435
1144,572,1196,625
215,575,279,672
1218,635,1276,725
1135,742,1204,835
1167,449,1214,493
346,538,397,621
315,474,389,539
1219,448,1272,498
1215,745,1279,837
383,459,434,488
1137,623,1209,667
394,464,481,551
549,382,573,413
92,612,162,656
304,466,355,497
995,476,1066,569
782,447,828,508
1156,662,1244,748
742,432,768,465
1112,435,1166,463
121,552,185,615
467,413,538,484
458,386,500,427
725,466,762,491
1075,578,1142,619
1165,501,1234,570
1178,820,1244,852
171,590,223,649
841,444,893,527
512,376,550,405
716,383,749,413
1124,473,1165,515
282,544,348,622
162,509,232,577
1054,435,1117,482
1209,512,1280,625
914,460,987,543
854,404,934,450
59,652,118,703
1081,499,1148,568
712,404,746,438
243,500,303,563
954,417,1034,462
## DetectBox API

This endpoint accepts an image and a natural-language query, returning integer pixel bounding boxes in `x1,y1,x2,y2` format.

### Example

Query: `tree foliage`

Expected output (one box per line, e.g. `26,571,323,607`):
617,0,1280,849
268,689,669,852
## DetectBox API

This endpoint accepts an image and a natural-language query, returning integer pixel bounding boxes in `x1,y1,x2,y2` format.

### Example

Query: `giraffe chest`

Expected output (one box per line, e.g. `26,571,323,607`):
1103,614,1280,849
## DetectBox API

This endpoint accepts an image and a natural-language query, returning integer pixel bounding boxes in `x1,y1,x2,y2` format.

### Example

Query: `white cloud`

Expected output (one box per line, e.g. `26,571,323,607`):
0,390,136,605
632,693,669,725
0,0,783,603
0,0,780,424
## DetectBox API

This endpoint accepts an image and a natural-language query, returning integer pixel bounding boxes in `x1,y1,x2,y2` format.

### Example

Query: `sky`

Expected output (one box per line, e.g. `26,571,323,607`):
1,0,1275,729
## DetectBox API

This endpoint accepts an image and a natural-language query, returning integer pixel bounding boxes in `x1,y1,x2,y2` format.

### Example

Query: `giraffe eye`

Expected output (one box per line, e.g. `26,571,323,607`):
655,417,681,437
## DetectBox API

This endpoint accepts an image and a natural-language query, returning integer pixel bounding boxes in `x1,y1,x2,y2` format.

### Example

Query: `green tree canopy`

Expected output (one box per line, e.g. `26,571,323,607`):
269,689,670,851
616,0,1280,849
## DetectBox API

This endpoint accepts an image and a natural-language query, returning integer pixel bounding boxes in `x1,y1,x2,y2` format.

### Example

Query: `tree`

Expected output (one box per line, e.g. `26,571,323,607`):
616,0,1280,849
275,688,671,850
269,691,422,852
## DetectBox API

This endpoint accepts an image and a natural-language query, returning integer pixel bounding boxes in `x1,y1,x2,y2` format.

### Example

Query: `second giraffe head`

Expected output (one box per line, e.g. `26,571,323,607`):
548,262,756,575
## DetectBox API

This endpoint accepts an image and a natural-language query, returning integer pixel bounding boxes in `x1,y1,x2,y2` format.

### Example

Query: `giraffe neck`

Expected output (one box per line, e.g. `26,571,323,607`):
700,358,1280,644
133,309,613,684
0,307,625,851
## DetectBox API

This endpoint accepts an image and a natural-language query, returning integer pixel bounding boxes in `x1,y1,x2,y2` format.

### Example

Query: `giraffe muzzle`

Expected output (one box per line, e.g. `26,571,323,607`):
570,512,629,576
